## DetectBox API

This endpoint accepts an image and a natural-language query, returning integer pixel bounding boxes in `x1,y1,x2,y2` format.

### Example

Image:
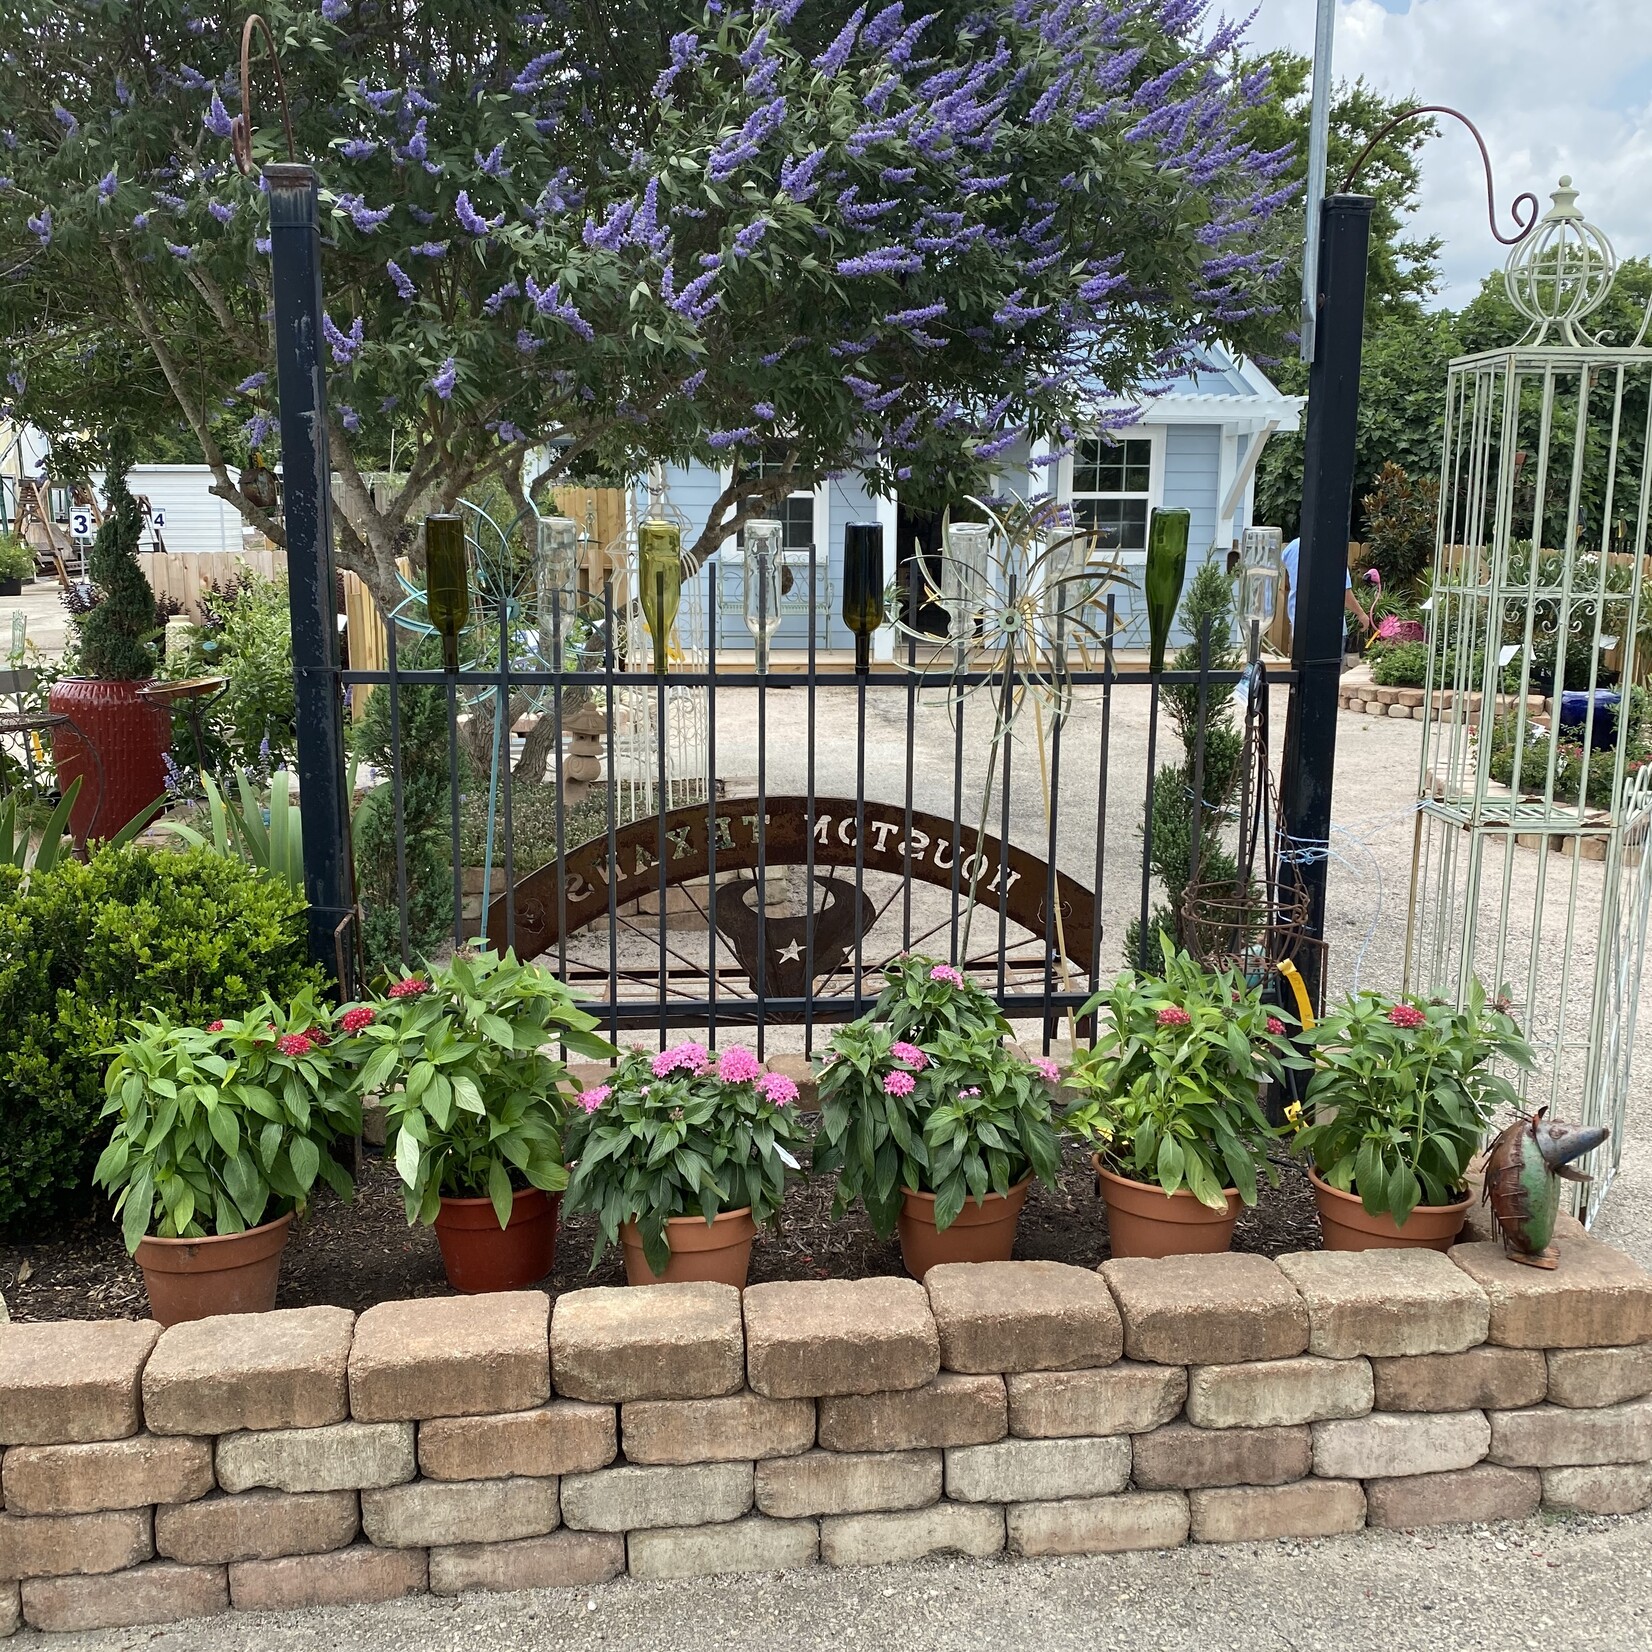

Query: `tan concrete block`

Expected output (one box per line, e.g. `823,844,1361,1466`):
947,1435,1131,1502
1190,1480,1366,1543
627,1515,818,1580
745,1278,939,1399
20,1562,227,1631
1451,1236,1652,1348
1541,1463,1652,1515
1371,1348,1548,1413
820,1503,1004,1567
0,1508,153,1579
0,1320,159,1445
419,1402,615,1479
143,1308,354,1435
1488,1398,1652,1468
1311,1411,1491,1479
622,1392,812,1465
1276,1249,1490,1358
1101,1255,1308,1365
755,1449,939,1517
560,1461,753,1532
1366,1465,1541,1530
551,1285,743,1402
1547,1345,1652,1409
1007,1492,1189,1556
817,1375,1005,1452
430,1530,625,1594
1132,1423,1311,1491
1006,1362,1185,1439
1,1434,212,1515
361,1476,560,1548
154,1489,358,1564
350,1293,549,1421
228,1543,427,1611
925,1261,1122,1374
215,1421,416,1494
1187,1357,1372,1429
762,1053,818,1110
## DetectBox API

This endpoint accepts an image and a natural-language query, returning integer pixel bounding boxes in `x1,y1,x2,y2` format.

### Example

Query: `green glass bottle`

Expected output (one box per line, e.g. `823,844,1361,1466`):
424,514,469,673
841,521,885,675
1144,507,1191,676
637,517,683,678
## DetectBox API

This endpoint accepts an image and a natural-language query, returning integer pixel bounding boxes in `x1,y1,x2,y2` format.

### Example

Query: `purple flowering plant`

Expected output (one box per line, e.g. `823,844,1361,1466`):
561,1039,811,1274
814,954,1062,1235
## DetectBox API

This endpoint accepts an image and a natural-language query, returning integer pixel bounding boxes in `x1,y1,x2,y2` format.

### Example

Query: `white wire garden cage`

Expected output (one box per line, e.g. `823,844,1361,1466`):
1406,178,1652,1218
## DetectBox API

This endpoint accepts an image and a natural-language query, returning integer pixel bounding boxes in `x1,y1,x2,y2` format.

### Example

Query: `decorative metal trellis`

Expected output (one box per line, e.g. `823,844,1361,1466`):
1407,177,1652,1216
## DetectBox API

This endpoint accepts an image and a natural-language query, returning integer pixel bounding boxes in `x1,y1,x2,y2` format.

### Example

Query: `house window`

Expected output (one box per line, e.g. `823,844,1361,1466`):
738,446,815,557
1071,435,1153,551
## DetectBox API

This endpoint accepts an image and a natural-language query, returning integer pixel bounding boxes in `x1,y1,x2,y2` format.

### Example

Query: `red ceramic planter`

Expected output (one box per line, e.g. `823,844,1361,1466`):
48,677,170,840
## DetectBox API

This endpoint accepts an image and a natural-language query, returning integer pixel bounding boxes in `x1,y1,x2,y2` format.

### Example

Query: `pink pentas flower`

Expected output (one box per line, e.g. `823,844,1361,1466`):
652,1041,711,1079
576,1085,610,1113
388,976,430,999
883,1069,917,1098
340,1006,376,1033
1387,1003,1426,1030
1156,1006,1192,1027
758,1072,798,1107
890,1040,928,1070
1032,1056,1061,1084
276,1033,314,1057
206,1019,225,1032
1266,1016,1285,1036
959,1086,981,1098
716,1046,762,1084
928,964,965,989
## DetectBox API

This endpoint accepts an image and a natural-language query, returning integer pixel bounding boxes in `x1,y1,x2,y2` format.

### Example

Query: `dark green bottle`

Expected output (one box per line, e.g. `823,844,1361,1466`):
841,521,884,675
1144,507,1191,676
424,514,469,673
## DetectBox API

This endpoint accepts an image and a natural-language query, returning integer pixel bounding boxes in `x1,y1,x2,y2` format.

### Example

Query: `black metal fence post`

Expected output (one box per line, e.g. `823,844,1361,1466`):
266,162,355,991
1278,191,1373,1013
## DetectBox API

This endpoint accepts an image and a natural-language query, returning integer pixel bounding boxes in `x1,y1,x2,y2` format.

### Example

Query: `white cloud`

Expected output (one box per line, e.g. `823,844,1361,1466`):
1242,0,1652,308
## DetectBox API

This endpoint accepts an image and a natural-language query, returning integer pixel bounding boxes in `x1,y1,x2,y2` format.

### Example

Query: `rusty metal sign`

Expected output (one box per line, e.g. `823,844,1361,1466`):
493,795,1097,970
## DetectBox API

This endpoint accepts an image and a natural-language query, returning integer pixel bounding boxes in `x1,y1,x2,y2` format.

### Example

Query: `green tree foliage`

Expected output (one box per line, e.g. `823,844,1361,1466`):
0,1,1291,613
75,435,157,681
0,846,321,1233
1360,460,1439,594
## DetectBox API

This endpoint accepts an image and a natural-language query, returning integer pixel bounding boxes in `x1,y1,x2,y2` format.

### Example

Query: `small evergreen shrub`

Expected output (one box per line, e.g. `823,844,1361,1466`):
1369,641,1428,687
75,437,156,682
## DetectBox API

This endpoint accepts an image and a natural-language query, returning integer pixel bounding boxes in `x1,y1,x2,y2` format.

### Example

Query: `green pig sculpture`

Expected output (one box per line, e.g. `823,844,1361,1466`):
1482,1108,1609,1270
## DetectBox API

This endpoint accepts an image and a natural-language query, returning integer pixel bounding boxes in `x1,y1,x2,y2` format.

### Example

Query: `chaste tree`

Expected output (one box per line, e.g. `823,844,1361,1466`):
1,0,1293,615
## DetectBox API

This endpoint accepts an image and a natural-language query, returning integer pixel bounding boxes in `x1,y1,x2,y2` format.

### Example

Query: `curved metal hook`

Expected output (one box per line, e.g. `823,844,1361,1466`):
232,13,296,176
1340,105,1538,247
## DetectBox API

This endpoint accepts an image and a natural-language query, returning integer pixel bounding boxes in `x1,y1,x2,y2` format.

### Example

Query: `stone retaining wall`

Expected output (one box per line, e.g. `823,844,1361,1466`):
5,1231,1652,1634
1337,673,1553,727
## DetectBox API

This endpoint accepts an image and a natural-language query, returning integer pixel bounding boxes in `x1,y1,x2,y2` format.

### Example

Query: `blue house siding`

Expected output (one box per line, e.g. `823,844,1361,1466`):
1163,424,1221,557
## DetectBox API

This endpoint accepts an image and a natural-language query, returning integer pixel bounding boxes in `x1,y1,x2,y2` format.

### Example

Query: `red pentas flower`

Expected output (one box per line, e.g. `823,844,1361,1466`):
1156,1006,1192,1027
277,1033,315,1057
388,977,431,999
339,1006,377,1034
1387,1003,1426,1030
206,1020,225,1032
1266,1016,1285,1036
306,1027,330,1047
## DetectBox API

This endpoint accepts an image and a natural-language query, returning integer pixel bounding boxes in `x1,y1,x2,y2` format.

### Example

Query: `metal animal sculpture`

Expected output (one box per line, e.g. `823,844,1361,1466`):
1482,1109,1610,1269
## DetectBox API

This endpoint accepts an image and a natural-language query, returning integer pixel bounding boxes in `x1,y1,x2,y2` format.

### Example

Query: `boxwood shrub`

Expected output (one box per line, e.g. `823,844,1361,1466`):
0,845,322,1234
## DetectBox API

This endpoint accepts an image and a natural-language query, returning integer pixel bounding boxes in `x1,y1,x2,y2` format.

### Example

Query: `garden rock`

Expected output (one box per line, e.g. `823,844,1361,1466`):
1276,1249,1490,1358
925,1261,1122,1373
0,1320,160,1445
745,1278,940,1399
1364,1465,1541,1529
819,1504,1004,1567
1311,1411,1492,1479
1541,1463,1652,1515
1487,1398,1652,1467
627,1515,819,1580
622,1392,814,1464
0,1508,154,1579
816,1374,1005,1452
1101,1254,1308,1365
559,1462,753,1532
1545,1345,1652,1408
1186,1356,1373,1429
1189,1480,1366,1543
0,1434,213,1516
1007,1492,1189,1556
155,1490,358,1564
551,1285,744,1402
946,1436,1130,1502
755,1449,940,1517
429,1532,624,1594
1450,1236,1652,1348
418,1402,616,1479
215,1421,415,1494
1370,1347,1548,1413
361,1477,560,1548
227,1544,427,1611
20,1563,229,1633
1131,1423,1312,1490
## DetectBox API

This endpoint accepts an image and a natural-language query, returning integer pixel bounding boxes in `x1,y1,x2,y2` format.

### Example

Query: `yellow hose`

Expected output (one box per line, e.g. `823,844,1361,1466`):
1278,958,1315,1030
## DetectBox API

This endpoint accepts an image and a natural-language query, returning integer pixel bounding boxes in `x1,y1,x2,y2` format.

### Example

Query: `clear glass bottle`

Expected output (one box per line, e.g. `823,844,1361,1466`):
743,519,784,675
943,520,991,673
535,514,581,670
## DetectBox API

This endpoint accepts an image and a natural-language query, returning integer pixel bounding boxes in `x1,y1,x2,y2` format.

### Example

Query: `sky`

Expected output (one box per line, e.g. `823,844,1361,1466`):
1242,0,1652,309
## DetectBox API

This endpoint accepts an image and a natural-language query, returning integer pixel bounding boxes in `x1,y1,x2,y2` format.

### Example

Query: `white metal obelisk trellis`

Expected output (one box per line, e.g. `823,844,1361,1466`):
1406,178,1652,1218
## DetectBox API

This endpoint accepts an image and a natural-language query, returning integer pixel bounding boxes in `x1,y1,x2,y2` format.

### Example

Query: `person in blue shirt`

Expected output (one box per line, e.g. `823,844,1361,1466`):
1281,536,1372,641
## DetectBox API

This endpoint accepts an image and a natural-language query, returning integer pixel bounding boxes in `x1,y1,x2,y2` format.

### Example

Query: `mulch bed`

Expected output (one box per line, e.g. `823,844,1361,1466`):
0,1147,1322,1323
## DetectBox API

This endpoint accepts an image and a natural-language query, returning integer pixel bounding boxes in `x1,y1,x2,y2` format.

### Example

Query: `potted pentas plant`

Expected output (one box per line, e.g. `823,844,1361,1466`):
1291,981,1534,1251
93,989,359,1325
562,1042,810,1287
349,949,615,1293
814,955,1063,1278
1062,939,1303,1258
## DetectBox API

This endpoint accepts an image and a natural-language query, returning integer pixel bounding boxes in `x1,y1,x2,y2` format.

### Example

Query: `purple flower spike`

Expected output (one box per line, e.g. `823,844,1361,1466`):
430,356,458,400
203,90,235,139
386,259,416,299
97,168,118,201
30,206,55,243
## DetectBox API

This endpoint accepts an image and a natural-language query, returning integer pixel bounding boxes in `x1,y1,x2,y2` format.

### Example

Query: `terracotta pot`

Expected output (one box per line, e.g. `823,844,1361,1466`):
1309,1167,1470,1253
621,1207,757,1287
896,1178,1032,1279
48,677,170,840
1096,1158,1241,1258
134,1211,293,1327
434,1186,560,1293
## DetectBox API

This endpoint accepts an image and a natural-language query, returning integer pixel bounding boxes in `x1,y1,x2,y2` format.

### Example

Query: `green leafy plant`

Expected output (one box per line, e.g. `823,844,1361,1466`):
0,775,164,885
813,956,1063,1235
350,949,615,1230
562,1042,811,1273
0,844,323,1233
1369,640,1428,688
154,769,305,890
74,436,156,682
1062,940,1302,1209
1291,982,1535,1224
0,532,34,583
93,990,359,1253
1360,462,1438,596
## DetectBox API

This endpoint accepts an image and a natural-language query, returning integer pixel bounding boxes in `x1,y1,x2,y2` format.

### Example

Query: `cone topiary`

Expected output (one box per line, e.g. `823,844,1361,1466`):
75,434,156,681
